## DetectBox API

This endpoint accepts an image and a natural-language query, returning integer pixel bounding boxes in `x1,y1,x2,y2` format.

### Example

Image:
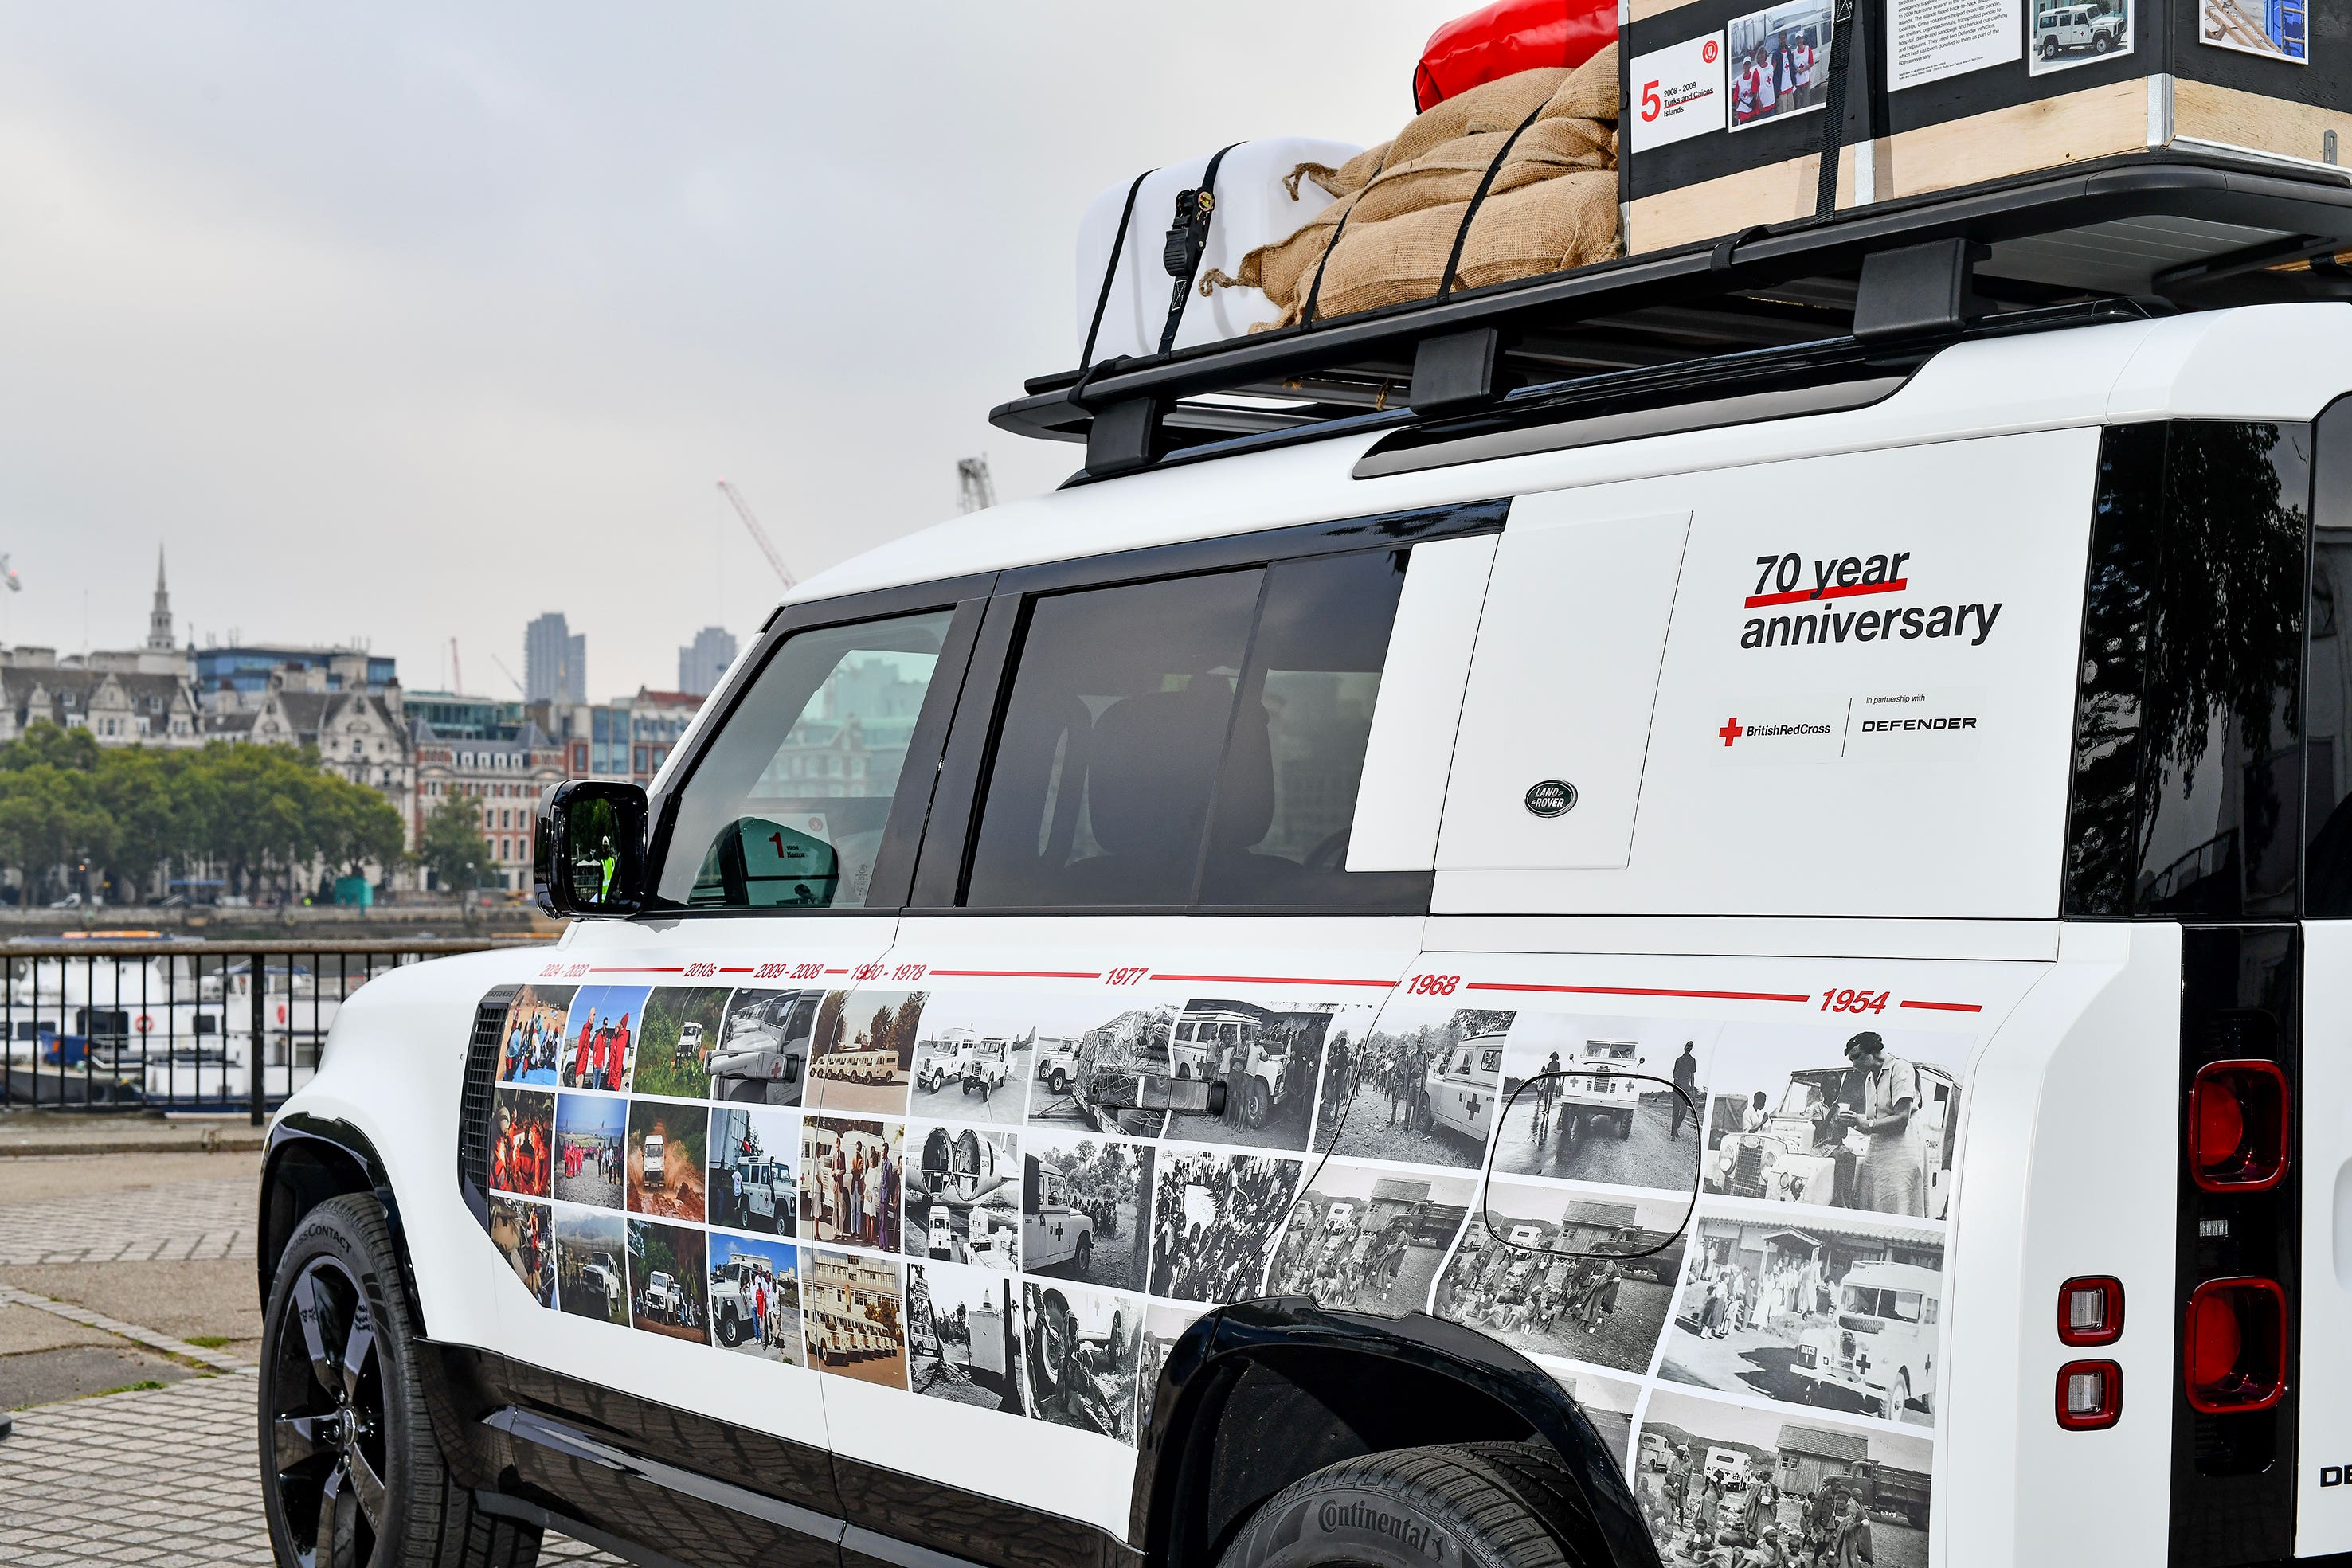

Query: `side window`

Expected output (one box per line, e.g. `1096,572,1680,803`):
960,548,1425,910
656,610,955,909
2311,397,2352,913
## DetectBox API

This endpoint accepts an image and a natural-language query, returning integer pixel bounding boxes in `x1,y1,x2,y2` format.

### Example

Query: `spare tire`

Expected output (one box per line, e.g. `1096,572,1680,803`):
1215,1445,1596,1568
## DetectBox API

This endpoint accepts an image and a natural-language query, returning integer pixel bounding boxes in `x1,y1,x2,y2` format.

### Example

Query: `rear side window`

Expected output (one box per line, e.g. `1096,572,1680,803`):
962,549,1424,910
657,610,954,909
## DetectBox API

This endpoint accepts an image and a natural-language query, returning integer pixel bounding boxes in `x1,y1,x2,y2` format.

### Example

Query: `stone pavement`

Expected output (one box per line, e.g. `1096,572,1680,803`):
0,1368,620,1566
0,1167,253,1265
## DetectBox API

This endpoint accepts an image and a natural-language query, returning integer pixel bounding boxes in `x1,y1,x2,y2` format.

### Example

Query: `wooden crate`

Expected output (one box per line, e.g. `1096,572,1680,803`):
1622,0,2352,256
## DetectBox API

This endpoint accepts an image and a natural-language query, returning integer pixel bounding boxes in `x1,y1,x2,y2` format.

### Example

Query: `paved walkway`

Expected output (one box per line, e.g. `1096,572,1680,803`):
0,1171,253,1265
0,1369,620,1566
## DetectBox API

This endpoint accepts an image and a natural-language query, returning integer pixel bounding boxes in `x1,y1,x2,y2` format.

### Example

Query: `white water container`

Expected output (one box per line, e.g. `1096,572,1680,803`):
1074,138,1362,366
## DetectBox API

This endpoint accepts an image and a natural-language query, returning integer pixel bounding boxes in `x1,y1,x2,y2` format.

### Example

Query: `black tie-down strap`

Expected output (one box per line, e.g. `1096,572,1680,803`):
1814,0,1861,217
1079,167,1156,372
1438,97,1552,299
1158,143,1241,355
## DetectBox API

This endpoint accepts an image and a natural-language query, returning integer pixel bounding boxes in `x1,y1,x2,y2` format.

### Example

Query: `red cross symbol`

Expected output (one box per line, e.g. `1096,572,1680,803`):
1718,718,1743,747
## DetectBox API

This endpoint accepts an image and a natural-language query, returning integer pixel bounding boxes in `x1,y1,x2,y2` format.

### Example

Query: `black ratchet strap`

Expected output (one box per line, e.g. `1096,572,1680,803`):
1158,143,1242,355
1814,0,1859,217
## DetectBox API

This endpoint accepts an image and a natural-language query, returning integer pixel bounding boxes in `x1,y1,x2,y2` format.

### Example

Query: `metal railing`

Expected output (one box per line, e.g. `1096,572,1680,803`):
1,936,555,1124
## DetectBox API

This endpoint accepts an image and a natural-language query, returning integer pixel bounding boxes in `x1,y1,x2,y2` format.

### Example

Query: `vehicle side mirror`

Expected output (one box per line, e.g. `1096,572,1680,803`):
534,780,650,919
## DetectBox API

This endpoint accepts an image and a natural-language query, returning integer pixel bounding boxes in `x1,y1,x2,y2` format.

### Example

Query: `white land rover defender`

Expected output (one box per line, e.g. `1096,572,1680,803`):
256,159,2352,1568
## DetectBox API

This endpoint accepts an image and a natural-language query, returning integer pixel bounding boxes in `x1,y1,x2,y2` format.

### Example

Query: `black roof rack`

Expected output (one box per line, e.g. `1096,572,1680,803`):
992,151,2352,481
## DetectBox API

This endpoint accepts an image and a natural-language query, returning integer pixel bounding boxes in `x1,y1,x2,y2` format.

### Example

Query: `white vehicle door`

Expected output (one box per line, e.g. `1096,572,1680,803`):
476,581,993,1526
814,510,1506,1554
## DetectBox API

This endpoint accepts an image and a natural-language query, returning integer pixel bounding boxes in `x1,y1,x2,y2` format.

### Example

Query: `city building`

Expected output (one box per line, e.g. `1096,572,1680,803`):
546,689,704,787
678,625,738,697
525,612,585,705
0,553,202,746
203,666,414,820
402,691,528,743
412,720,568,892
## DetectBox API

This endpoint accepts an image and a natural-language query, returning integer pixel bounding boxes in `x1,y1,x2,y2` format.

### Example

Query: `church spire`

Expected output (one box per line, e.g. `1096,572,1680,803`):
147,546,175,651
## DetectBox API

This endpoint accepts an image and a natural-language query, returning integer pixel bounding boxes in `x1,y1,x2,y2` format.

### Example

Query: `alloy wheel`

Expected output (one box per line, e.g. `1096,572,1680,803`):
268,1255,391,1568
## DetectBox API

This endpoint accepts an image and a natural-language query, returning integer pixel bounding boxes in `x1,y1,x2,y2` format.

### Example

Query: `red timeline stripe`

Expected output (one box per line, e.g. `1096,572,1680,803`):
929,968,1102,980
1743,577,1908,610
1899,999,1983,1013
589,967,685,974
824,968,848,974
1466,982,1812,1003
1153,972,1397,989
719,968,755,974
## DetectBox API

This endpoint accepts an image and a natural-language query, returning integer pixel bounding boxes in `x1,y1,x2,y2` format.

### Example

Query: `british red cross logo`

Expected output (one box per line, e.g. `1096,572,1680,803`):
1718,718,1743,747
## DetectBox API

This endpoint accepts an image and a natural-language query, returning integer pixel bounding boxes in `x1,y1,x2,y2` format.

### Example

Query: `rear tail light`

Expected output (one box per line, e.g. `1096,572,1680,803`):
2059,1277,2124,1347
2184,1277,2288,1414
2188,1060,2290,1191
2057,1359,2123,1430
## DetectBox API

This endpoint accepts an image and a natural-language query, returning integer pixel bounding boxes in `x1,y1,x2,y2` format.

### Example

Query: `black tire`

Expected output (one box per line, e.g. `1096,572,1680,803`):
1215,1445,1592,1568
718,1311,742,1348
1073,1234,1094,1276
260,1192,539,1568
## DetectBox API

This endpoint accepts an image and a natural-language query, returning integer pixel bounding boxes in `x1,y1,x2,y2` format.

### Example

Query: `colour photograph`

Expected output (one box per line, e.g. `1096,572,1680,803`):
1023,1132,1154,1292
1265,1160,1473,1316
485,1195,552,1307
807,988,926,1115
1632,1388,1931,1565
1661,1206,1943,1427
908,1261,1026,1413
1434,1181,1689,1375
559,983,649,1093
807,1249,907,1388
1316,1003,1515,1169
626,1218,710,1344
708,1105,798,1234
489,1085,554,1199
1701,1024,1967,1222
1493,1015,1716,1194
627,984,730,1101
800,1116,904,1249
707,1234,804,1364
626,1099,708,1223
906,1124,1019,1268
1023,1280,1143,1445
1726,0,1832,127
553,1206,629,1326
553,1093,626,1210
498,984,575,1085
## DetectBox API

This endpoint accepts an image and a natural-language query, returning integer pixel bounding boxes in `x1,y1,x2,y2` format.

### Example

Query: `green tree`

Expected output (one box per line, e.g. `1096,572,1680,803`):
419,792,495,892
0,764,108,901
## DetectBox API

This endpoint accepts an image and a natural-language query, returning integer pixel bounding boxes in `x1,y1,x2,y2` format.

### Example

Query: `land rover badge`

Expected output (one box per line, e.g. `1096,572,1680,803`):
1524,780,1577,818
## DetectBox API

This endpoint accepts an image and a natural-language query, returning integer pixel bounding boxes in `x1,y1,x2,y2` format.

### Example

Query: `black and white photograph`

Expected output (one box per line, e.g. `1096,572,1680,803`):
1022,1280,1144,1445
1434,1181,1687,1376
1158,996,1368,1153
1726,0,1832,128
806,1249,907,1389
800,1116,903,1249
707,1234,804,1365
1494,1015,1716,1194
1662,1207,1942,1427
484,1195,552,1307
1137,1302,1208,1417
1023,1132,1154,1292
906,1124,1020,1268
708,1106,798,1234
2031,0,2132,72
1702,1024,1967,1222
710,987,822,1107
1632,1389,1931,1566
1265,1161,1473,1316
908,1260,1026,1413
498,983,575,1086
1315,1003,1514,1170
626,1218,709,1345
907,1001,1035,1125
1149,1148,1302,1304
1027,1000,1176,1140
552,1206,629,1327
1540,1364,1640,1472
807,987,926,1116
554,1093,626,1210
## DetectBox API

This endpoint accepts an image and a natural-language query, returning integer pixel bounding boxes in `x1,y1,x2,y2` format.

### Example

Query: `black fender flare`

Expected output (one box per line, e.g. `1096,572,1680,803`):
1133,1297,1659,1568
259,1112,422,1337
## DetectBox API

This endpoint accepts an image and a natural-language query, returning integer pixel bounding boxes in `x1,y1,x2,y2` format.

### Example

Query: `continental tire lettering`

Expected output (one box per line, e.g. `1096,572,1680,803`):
1313,1500,1452,1559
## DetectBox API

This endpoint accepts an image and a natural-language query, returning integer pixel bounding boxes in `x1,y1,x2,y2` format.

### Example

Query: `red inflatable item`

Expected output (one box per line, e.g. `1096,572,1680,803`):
1414,0,1619,112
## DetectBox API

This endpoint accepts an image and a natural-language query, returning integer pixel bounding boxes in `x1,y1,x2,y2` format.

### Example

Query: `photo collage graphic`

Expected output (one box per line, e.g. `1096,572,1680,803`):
476,972,1967,1561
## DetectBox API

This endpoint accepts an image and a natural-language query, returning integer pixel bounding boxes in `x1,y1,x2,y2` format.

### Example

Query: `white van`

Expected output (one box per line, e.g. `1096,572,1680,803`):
256,190,2352,1568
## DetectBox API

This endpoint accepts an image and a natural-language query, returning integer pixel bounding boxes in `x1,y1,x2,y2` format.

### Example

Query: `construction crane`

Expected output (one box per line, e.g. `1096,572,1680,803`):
449,637,464,695
957,456,996,514
717,479,796,589
491,653,526,697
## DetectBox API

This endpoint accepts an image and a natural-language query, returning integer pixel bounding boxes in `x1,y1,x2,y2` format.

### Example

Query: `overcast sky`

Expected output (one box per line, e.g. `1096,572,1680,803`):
0,3,1451,698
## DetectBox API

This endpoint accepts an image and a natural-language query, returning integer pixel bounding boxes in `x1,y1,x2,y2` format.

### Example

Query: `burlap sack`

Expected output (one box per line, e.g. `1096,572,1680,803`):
1210,46,1622,325
1297,169,1620,323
